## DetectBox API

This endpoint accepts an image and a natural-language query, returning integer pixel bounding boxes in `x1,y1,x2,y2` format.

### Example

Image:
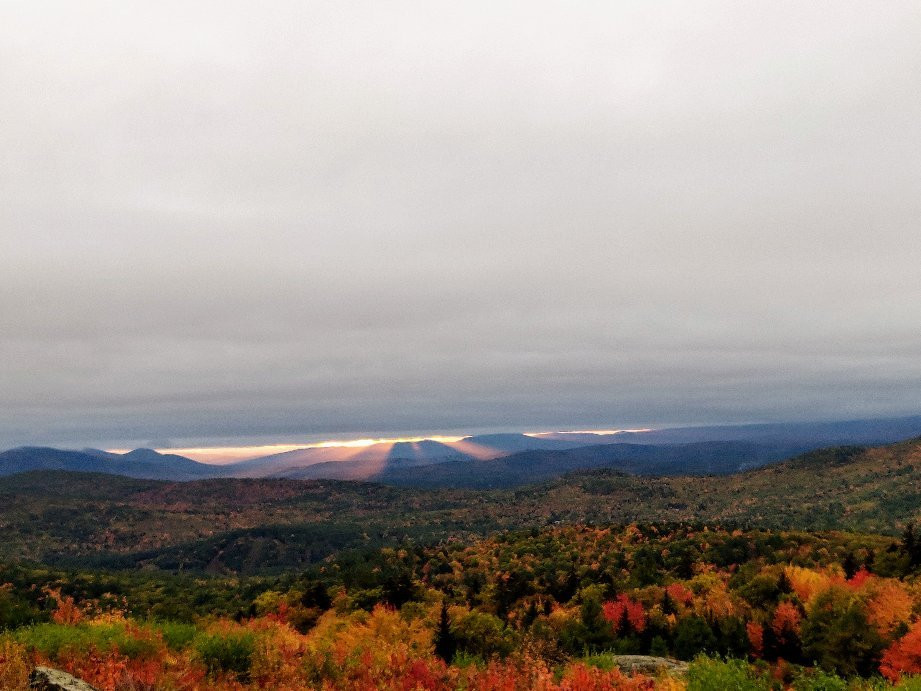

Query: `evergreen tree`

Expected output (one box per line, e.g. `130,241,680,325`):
902,524,917,566
434,600,456,663
673,616,717,660
843,551,858,579
661,590,676,615
523,600,539,628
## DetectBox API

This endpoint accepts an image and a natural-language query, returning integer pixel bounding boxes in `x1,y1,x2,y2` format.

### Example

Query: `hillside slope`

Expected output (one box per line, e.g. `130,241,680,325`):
2,438,920,572
348,440,769,487
0,447,214,480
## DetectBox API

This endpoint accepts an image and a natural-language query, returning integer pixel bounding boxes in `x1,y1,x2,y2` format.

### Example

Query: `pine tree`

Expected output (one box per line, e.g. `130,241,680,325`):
434,600,456,663
843,551,858,579
523,600,539,628
902,524,916,561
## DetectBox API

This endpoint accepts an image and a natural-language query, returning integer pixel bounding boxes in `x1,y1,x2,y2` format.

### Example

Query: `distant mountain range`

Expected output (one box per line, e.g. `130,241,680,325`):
540,415,921,447
0,447,214,480
5,436,921,573
2,414,920,486
224,433,584,478
339,441,768,488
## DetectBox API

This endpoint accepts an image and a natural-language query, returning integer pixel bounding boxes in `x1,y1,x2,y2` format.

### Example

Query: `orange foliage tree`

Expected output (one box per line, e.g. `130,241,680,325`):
746,622,764,659
770,601,802,646
881,619,921,682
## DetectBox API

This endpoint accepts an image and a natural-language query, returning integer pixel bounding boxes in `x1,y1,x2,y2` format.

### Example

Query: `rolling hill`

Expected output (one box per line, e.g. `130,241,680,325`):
162,415,921,482
2,437,921,572
542,415,921,448
279,440,773,486
0,446,214,480
4,416,921,483
229,416,921,479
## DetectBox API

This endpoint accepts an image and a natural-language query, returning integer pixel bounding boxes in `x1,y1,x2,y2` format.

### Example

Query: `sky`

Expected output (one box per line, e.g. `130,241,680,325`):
1,1,920,451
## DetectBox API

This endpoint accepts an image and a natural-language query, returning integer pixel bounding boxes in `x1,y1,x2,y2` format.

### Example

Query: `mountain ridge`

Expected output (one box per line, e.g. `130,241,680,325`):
278,440,773,486
3,414,921,483
0,446,214,480
3,437,921,572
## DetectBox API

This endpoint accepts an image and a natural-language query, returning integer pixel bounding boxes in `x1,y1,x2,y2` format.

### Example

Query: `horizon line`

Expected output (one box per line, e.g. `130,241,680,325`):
104,428,659,464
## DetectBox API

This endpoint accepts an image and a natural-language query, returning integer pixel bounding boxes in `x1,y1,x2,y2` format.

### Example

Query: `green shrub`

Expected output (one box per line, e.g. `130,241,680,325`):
581,652,618,671
0,588,42,630
157,620,197,651
791,668,848,690
14,623,83,659
111,628,160,660
451,651,485,668
14,621,159,660
649,635,670,658
194,629,255,679
687,656,771,691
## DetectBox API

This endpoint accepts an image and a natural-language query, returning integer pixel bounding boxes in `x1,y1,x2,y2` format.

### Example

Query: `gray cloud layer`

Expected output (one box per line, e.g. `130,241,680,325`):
2,1,920,448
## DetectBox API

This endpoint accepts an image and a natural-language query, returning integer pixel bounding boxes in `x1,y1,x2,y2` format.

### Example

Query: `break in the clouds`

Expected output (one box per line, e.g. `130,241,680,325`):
1,1,920,449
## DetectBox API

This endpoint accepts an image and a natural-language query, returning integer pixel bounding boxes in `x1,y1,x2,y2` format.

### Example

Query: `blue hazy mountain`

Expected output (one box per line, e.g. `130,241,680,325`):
3,415,920,483
0,447,214,480
544,415,921,448
280,440,768,485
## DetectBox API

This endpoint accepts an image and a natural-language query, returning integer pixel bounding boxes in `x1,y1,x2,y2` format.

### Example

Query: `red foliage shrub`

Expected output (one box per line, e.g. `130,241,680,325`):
60,650,127,691
44,588,84,626
847,568,872,589
559,663,655,690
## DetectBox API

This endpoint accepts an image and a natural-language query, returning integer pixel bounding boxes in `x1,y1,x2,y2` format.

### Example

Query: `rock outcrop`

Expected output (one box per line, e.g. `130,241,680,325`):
611,655,689,675
29,666,99,691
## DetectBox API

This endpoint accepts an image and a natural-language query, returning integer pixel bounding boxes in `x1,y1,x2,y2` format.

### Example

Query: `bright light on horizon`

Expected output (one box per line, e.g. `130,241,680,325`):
307,435,466,449
107,429,658,463
526,428,654,436
108,434,469,464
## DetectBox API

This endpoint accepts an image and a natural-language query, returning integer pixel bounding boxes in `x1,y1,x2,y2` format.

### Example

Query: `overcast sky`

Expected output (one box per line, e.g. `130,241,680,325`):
1,1,920,449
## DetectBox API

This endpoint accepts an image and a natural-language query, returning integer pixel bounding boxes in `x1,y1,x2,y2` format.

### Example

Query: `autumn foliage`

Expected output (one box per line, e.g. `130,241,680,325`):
5,524,921,688
881,620,921,682
602,595,647,634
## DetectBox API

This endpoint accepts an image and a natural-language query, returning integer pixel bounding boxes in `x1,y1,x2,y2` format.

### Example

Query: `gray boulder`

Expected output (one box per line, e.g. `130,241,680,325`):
612,655,689,675
29,667,99,691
